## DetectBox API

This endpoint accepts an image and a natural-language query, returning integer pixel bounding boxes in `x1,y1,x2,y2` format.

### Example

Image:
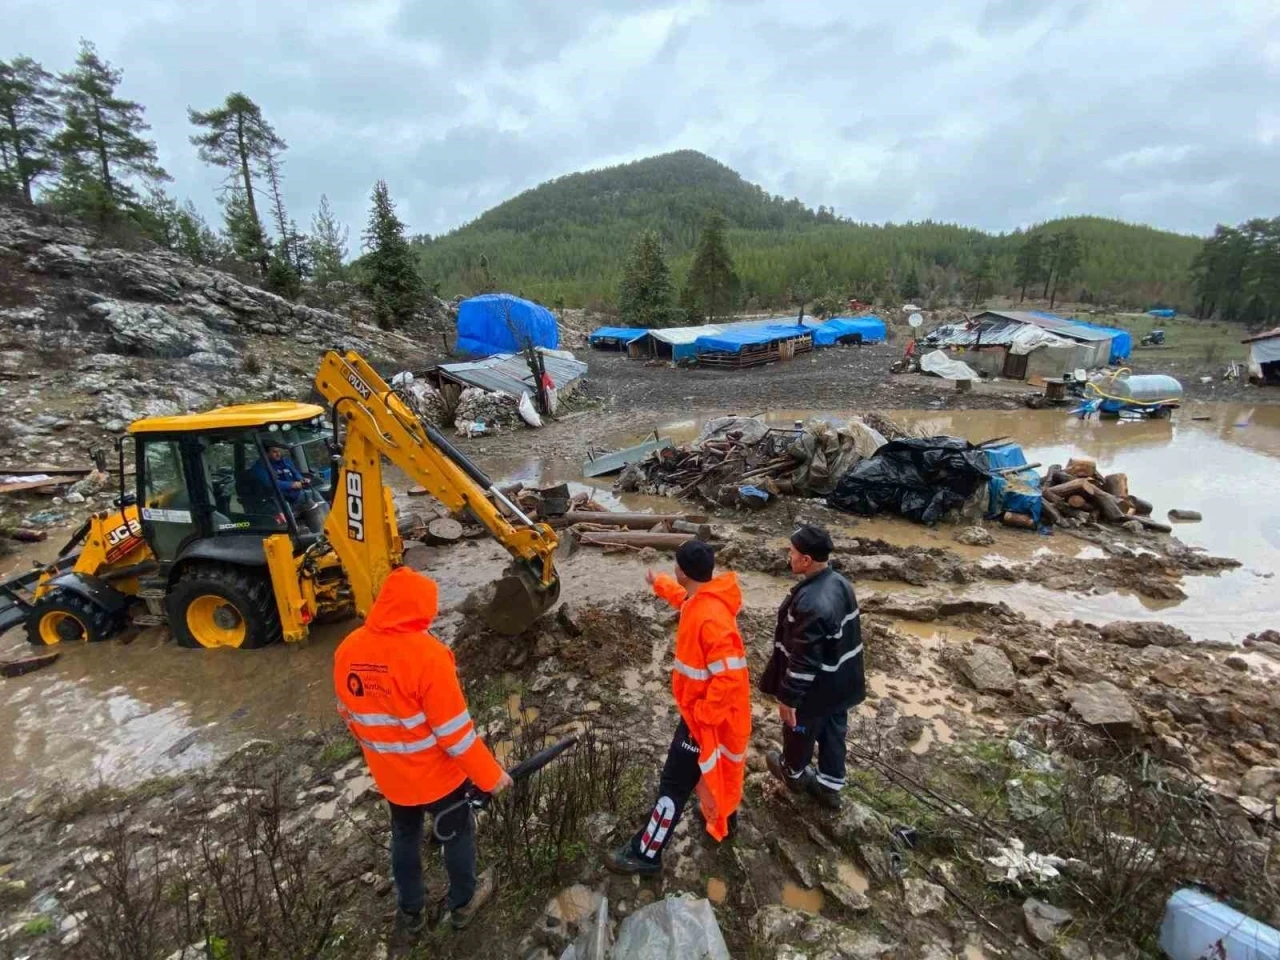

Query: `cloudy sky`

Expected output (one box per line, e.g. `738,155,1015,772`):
5,0,1278,240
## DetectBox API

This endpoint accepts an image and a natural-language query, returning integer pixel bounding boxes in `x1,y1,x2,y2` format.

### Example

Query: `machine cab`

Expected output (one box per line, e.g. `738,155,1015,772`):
128,403,334,563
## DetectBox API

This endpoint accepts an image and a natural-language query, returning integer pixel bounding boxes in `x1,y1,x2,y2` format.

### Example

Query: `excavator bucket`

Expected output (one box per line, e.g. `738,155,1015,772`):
480,564,561,635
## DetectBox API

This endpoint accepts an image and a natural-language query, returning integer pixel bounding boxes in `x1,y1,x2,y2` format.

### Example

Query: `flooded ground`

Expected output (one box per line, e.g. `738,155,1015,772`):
1,402,1277,795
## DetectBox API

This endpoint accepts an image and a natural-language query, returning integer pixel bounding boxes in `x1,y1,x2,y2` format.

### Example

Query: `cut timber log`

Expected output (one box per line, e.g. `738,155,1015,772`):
1,652,59,679
1001,511,1037,529
1067,495,1088,510
1065,457,1098,479
1046,478,1090,498
10,529,48,543
1134,515,1173,534
1079,482,1127,524
424,518,463,544
670,520,713,539
557,510,707,528
1040,500,1062,526
1128,495,1154,517
577,531,695,550
1103,473,1129,498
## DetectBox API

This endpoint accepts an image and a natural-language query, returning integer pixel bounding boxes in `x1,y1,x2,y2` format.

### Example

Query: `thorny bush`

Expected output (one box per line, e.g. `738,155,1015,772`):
58,768,341,960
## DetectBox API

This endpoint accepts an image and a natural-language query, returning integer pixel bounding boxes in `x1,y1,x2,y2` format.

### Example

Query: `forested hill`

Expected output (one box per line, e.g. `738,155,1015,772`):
413,151,1203,311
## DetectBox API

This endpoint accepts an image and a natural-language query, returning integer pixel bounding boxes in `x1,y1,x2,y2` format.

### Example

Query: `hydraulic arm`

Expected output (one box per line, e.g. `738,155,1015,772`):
312,350,560,634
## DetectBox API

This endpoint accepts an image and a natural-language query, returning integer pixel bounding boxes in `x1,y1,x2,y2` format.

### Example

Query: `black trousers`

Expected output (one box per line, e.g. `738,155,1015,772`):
388,782,476,915
630,721,703,862
782,710,849,792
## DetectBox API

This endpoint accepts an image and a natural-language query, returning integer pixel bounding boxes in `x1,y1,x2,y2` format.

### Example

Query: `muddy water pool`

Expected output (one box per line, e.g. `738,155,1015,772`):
1,403,1276,793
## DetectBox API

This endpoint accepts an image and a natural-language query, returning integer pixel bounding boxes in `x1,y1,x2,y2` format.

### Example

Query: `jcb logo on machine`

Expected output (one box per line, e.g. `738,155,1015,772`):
105,519,143,561
347,471,365,541
345,370,372,400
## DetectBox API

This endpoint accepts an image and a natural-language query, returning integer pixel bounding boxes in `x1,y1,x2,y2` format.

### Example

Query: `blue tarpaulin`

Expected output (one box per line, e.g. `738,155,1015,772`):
1072,321,1132,363
589,326,648,347
694,323,810,354
984,442,1041,524
1147,308,1176,319
456,294,559,357
809,316,887,347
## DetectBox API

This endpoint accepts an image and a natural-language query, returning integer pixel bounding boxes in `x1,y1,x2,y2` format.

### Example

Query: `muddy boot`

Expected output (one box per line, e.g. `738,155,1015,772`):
448,868,495,931
606,842,662,877
389,908,425,949
766,750,811,793
805,777,843,811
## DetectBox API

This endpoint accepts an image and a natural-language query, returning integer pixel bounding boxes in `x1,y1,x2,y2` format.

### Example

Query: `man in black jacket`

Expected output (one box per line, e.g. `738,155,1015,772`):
760,524,864,810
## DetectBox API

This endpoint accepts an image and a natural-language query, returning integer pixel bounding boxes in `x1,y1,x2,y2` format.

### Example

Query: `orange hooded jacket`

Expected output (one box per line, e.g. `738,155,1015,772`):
333,567,503,806
652,571,751,840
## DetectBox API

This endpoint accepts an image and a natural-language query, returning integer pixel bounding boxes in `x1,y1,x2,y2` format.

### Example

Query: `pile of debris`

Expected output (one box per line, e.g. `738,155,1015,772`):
453,387,522,436
504,483,717,553
615,416,886,507
1038,457,1171,533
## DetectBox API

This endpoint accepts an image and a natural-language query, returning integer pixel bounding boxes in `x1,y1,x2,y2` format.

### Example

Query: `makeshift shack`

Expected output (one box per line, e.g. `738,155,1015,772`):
693,324,813,368
1243,327,1280,384
456,293,559,357
588,327,647,350
808,315,887,346
627,324,724,362
1070,319,1132,364
429,348,586,413
926,311,1116,380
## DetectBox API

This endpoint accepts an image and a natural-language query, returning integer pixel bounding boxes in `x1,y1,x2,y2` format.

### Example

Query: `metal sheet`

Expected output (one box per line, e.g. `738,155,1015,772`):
582,437,674,478
435,349,588,399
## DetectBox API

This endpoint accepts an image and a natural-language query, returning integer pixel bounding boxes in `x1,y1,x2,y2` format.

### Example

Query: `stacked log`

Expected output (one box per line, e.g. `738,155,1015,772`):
1038,458,1171,533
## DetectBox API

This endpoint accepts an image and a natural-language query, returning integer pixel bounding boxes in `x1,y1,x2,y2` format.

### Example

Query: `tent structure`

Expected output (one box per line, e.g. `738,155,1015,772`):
693,324,813,368
627,324,724,362
588,326,648,349
928,311,1116,380
1243,327,1280,384
1147,308,1176,319
1070,320,1132,364
808,316,887,347
456,294,559,357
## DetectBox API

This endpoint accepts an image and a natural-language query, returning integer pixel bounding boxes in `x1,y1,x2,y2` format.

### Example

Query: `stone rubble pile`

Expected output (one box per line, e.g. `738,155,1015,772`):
453,387,520,435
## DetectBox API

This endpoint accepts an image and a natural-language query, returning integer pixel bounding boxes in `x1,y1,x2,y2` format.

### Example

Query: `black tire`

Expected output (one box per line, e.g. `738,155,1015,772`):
167,563,281,650
26,588,122,646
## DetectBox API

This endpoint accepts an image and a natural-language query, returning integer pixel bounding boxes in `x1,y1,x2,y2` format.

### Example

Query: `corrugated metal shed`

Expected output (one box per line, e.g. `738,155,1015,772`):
927,318,1072,353
647,324,724,345
975,310,1115,343
433,349,587,399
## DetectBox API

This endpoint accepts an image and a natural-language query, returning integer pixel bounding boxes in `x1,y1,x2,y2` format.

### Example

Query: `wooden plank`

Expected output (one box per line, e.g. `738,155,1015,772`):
0,478,69,495
577,531,696,549
1,652,59,679
558,510,707,527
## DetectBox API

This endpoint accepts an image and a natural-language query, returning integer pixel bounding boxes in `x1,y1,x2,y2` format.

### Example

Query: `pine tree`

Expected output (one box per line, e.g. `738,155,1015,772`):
618,229,675,326
53,40,167,220
362,180,423,330
136,185,181,246
1047,229,1083,309
221,185,268,267
683,212,739,321
174,199,221,264
188,92,283,271
266,242,302,299
1014,233,1044,302
0,56,60,202
309,194,348,286
967,251,995,309
899,264,921,302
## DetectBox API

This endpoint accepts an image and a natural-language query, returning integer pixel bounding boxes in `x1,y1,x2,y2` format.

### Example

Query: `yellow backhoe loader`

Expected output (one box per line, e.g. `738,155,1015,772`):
0,351,560,649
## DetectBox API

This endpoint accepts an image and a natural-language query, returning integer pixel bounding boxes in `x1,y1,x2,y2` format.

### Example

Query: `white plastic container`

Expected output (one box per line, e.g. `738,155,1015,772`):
1158,888,1279,960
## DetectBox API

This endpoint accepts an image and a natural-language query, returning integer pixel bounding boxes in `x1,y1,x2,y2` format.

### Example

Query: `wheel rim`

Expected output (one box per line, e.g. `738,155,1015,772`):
39,611,86,645
185,595,247,649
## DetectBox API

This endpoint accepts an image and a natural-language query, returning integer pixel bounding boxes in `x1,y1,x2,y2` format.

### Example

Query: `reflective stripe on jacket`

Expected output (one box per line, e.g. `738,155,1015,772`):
652,571,751,841
759,566,864,717
333,567,502,806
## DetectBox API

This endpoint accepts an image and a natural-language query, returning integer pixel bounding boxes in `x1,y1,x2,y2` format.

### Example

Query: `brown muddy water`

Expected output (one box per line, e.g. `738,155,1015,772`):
1,403,1276,794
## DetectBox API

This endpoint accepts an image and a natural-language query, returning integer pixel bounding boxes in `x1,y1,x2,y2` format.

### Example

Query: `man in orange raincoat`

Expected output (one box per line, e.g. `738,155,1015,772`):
608,541,751,875
334,567,511,937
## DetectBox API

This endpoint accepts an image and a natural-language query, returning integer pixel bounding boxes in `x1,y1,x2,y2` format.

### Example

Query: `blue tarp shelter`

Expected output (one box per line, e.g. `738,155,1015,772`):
1147,308,1176,319
456,294,559,357
1072,321,1132,364
588,326,648,348
694,323,810,354
809,316,887,347
984,442,1041,525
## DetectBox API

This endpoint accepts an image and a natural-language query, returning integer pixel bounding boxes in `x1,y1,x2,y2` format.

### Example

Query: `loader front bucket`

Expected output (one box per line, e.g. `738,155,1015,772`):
480,563,560,636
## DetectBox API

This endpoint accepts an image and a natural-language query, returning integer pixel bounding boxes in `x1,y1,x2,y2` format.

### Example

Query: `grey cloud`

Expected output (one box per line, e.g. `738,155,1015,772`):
1,0,1276,240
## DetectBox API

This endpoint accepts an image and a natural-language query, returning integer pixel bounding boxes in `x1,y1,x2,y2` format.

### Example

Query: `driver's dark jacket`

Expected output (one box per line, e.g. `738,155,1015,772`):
759,567,864,718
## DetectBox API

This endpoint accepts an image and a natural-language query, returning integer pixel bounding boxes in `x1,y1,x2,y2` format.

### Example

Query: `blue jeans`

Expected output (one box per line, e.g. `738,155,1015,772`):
783,710,849,792
388,783,476,915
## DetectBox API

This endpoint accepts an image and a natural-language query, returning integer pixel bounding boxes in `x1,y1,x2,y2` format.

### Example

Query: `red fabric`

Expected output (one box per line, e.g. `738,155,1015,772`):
652,572,751,840
333,567,502,805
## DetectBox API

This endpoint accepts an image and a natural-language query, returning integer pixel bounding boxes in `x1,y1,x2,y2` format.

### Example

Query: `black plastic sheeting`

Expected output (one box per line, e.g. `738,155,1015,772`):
826,436,991,524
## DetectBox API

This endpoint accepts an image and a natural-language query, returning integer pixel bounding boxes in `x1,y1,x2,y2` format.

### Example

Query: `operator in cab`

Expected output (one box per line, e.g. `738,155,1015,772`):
251,439,311,505
334,567,512,939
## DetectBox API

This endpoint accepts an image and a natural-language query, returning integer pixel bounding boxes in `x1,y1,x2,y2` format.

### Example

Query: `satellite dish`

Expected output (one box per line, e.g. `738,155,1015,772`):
908,313,923,328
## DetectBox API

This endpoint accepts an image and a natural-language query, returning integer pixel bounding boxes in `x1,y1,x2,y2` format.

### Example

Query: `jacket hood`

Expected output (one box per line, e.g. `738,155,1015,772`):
365,566,439,633
692,571,742,617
